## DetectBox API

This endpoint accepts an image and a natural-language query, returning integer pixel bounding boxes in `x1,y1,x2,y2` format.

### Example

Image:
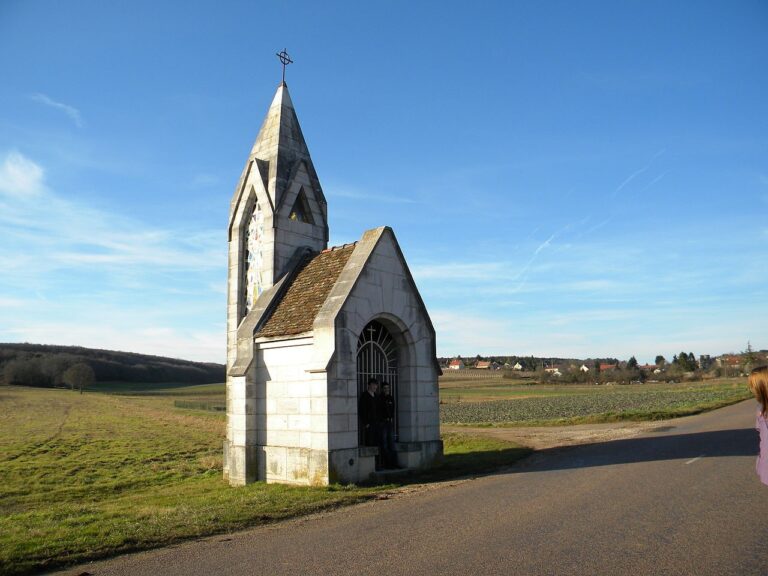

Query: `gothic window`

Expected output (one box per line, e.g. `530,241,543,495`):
357,320,399,436
289,188,314,224
244,201,264,313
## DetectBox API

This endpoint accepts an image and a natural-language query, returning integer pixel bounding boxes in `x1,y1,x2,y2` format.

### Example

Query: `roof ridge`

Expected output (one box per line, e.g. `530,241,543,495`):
322,241,357,253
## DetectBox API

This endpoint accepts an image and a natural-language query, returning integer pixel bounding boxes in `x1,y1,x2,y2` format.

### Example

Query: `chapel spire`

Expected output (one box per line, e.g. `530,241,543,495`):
247,81,326,215
228,65,329,322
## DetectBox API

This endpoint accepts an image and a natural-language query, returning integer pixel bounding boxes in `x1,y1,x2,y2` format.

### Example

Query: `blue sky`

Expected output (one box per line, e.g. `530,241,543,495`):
1,1,766,363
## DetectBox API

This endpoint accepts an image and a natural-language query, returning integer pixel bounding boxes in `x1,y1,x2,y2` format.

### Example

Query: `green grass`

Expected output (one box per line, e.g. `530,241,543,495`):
426,432,532,478
439,378,751,426
0,385,526,575
92,381,225,395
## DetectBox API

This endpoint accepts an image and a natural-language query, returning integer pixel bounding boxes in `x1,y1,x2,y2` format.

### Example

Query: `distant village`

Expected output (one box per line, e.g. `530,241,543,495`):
438,346,767,384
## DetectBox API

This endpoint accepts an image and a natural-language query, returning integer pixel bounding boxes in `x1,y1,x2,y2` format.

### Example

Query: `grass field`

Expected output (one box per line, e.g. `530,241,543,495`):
439,377,751,425
0,385,525,575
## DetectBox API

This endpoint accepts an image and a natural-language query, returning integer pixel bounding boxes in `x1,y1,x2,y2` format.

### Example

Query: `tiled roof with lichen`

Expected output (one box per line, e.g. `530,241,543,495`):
255,243,356,338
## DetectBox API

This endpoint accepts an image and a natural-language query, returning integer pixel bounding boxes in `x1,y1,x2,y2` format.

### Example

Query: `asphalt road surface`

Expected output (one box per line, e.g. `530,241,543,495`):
54,400,768,576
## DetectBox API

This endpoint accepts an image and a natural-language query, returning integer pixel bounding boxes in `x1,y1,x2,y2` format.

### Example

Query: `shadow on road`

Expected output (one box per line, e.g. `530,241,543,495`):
518,428,757,473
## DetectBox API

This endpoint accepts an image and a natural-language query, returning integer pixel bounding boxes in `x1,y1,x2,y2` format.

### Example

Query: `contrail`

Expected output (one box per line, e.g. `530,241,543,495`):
612,148,666,197
30,93,83,128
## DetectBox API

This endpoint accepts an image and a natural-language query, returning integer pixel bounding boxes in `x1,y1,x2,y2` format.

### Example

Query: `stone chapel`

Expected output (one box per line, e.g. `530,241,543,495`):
223,80,442,486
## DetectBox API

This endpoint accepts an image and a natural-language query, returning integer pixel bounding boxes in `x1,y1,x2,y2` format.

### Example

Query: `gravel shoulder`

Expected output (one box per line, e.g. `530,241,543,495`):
442,420,667,450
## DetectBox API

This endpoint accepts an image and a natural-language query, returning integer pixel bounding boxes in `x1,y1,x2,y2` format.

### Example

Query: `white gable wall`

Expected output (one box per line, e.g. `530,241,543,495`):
323,229,441,482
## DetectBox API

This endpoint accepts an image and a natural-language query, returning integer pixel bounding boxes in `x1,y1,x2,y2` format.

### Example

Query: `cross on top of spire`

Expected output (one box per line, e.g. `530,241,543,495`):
276,49,293,84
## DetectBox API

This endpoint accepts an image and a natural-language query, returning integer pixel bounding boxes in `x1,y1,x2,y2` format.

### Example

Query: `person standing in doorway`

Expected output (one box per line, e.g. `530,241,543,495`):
359,377,380,448
379,381,399,469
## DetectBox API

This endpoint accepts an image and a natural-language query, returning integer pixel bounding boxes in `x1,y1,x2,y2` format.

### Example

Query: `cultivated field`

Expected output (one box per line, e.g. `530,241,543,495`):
0,385,524,575
439,374,751,425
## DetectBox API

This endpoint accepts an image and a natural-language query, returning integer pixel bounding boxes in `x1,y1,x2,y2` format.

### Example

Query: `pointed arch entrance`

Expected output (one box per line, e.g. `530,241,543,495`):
357,320,399,441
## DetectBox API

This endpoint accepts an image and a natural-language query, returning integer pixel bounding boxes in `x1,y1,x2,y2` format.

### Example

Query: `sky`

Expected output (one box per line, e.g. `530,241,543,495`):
0,1,766,364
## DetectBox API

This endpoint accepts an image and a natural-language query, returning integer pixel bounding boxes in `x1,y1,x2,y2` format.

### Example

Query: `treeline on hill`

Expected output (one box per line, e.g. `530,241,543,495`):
438,355,620,372
0,343,224,388
441,347,768,384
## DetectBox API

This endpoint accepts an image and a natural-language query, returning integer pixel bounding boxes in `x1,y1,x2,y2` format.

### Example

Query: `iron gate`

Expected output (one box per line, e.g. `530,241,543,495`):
356,320,399,439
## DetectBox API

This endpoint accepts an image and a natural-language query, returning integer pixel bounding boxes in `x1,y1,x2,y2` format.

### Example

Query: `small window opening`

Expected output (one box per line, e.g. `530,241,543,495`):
289,188,314,224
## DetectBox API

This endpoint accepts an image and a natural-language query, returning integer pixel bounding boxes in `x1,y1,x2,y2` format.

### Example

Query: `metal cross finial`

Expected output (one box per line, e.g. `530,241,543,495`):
276,49,293,84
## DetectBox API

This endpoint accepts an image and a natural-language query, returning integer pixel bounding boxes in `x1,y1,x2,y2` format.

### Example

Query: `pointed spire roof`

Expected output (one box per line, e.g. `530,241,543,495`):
248,82,325,210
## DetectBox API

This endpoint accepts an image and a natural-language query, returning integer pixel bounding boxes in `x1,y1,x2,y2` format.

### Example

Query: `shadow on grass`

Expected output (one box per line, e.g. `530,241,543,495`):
422,445,534,481
366,444,534,486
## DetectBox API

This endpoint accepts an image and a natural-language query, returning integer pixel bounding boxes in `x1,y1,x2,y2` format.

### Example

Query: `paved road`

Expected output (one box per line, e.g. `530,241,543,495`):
55,400,768,576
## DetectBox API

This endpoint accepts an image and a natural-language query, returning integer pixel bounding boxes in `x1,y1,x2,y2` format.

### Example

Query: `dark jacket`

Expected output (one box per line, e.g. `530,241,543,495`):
379,393,395,423
359,391,380,427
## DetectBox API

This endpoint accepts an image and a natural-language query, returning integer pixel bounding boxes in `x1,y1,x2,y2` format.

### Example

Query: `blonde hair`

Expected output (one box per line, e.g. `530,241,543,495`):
748,366,768,416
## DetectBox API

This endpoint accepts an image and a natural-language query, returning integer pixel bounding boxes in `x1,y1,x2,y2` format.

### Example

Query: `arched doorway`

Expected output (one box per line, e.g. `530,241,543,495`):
357,320,399,441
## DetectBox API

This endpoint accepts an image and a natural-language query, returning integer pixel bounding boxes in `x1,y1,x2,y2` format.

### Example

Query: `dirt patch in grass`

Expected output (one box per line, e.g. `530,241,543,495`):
443,421,663,451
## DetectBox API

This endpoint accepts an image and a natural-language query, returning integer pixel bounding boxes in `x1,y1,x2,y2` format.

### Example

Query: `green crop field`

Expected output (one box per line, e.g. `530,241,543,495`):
439,378,752,425
0,385,524,575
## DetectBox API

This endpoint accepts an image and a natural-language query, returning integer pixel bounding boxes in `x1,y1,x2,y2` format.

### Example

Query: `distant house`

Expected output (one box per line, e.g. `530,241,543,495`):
475,360,491,370
639,364,656,371
545,367,562,377
513,362,523,371
717,355,742,368
599,363,617,372
448,359,464,370
579,364,590,372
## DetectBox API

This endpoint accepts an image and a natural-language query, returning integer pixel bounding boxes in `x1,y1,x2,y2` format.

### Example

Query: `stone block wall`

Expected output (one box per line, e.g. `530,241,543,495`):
256,338,331,485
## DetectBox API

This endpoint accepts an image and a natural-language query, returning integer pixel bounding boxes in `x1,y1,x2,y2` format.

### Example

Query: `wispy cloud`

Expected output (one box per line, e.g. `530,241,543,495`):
1,318,224,363
0,151,222,279
189,173,220,188
533,233,554,256
328,186,421,205
30,93,83,128
612,148,666,197
412,262,505,281
613,166,649,196
0,151,46,197
639,169,670,192
0,150,226,362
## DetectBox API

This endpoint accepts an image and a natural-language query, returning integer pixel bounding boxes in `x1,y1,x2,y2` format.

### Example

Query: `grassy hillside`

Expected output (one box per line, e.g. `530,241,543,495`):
0,343,224,388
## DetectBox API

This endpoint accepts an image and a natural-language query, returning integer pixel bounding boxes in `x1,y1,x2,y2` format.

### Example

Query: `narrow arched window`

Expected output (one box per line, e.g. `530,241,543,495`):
244,201,264,313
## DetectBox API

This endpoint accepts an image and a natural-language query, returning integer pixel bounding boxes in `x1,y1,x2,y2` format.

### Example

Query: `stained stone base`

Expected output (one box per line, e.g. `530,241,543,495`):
223,440,443,487
395,440,444,469
223,441,259,486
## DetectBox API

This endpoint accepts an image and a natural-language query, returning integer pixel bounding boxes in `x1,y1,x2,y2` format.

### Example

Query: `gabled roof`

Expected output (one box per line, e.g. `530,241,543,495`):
234,226,438,376
255,243,356,338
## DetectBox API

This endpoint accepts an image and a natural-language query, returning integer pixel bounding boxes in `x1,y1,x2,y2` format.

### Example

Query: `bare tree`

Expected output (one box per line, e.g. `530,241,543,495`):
63,363,95,394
